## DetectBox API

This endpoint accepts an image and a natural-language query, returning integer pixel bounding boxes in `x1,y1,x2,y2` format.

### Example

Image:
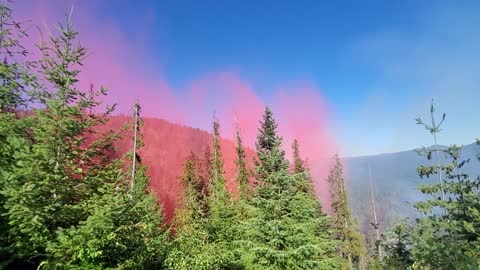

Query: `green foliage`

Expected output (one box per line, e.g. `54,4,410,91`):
209,119,228,203
166,152,240,270
235,126,249,199
408,144,480,269
381,220,414,270
0,1,38,112
255,106,287,181
292,139,305,174
45,179,168,270
0,5,169,268
168,119,242,269
0,3,39,265
0,2,410,269
327,154,367,269
382,102,480,270
239,107,342,269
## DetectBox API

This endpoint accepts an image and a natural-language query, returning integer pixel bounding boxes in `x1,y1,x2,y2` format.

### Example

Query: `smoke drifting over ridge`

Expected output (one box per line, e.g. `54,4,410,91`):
15,0,337,208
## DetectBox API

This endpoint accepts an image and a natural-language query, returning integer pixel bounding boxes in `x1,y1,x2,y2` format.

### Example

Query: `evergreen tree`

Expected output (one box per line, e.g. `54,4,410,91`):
327,155,367,269
291,139,316,195
167,119,241,269
43,101,169,269
166,153,237,270
409,144,480,269
292,139,305,174
241,107,342,269
1,12,117,266
380,220,414,270
209,119,228,202
1,10,169,269
235,125,249,200
0,1,38,112
45,164,169,269
201,145,213,192
177,153,209,225
206,118,240,268
0,2,39,267
382,102,480,269
255,106,287,181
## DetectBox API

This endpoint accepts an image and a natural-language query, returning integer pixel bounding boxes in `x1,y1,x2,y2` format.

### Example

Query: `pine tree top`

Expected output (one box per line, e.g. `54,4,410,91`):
256,106,280,153
235,127,249,198
255,106,288,180
292,139,306,174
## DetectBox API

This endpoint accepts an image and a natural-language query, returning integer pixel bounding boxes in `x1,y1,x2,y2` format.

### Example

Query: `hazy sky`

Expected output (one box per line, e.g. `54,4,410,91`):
15,0,480,156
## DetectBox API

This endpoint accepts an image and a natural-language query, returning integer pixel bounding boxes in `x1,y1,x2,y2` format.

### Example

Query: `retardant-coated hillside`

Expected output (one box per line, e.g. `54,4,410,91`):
107,115,256,221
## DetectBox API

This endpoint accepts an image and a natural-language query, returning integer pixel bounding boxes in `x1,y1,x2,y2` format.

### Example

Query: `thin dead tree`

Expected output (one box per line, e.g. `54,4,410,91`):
368,162,382,258
130,99,141,191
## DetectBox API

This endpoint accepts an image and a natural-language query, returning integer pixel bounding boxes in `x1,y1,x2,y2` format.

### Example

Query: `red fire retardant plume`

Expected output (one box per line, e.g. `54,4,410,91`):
15,0,337,219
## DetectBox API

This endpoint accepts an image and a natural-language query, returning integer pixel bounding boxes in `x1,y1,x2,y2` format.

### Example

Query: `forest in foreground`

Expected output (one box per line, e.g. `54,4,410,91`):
1,2,479,269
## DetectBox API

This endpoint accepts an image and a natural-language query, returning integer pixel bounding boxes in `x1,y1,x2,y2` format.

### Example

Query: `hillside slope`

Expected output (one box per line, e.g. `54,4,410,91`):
107,115,256,221
344,143,480,236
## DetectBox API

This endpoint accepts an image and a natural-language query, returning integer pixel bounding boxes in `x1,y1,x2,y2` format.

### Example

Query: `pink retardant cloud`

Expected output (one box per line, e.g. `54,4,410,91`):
274,85,337,211
13,1,338,210
184,72,265,147
14,0,186,123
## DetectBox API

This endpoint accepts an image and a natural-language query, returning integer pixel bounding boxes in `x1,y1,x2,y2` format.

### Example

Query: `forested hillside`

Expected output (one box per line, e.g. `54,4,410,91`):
106,115,256,221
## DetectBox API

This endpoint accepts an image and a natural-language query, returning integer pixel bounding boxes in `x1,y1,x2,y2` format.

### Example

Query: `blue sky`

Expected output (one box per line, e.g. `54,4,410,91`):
20,0,480,156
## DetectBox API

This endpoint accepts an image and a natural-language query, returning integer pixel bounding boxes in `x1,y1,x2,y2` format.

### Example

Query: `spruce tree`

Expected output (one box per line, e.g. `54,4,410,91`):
381,220,414,269
255,106,287,181
292,139,305,174
1,10,169,268
241,107,342,269
46,102,169,269
0,1,38,112
0,2,39,266
327,154,367,270
2,12,117,265
382,102,480,269
166,153,236,270
206,118,239,268
235,125,249,200
201,145,213,192
291,139,316,195
409,144,480,269
45,164,169,269
167,119,241,269
209,119,228,202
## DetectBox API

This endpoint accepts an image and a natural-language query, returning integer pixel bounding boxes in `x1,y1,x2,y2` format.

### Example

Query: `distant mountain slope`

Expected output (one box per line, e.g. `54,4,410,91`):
344,143,480,237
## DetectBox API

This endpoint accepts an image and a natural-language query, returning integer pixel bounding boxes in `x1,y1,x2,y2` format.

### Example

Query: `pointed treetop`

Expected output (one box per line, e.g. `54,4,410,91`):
292,139,306,174
256,106,280,153
235,121,248,198
210,116,227,200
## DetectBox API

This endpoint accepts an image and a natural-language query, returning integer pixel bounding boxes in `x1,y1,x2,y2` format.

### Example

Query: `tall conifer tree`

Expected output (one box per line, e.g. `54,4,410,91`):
210,118,228,202
2,12,118,265
0,2,39,266
241,107,342,269
292,139,305,174
235,125,249,199
382,102,480,269
1,9,169,268
328,154,367,269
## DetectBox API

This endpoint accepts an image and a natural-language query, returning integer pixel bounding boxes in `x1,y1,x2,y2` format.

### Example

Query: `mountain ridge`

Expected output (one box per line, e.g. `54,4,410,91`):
343,142,480,239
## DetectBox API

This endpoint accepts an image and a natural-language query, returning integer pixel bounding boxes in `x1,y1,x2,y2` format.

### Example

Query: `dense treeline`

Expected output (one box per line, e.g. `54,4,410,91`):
1,2,479,269
0,3,351,269
0,3,168,269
